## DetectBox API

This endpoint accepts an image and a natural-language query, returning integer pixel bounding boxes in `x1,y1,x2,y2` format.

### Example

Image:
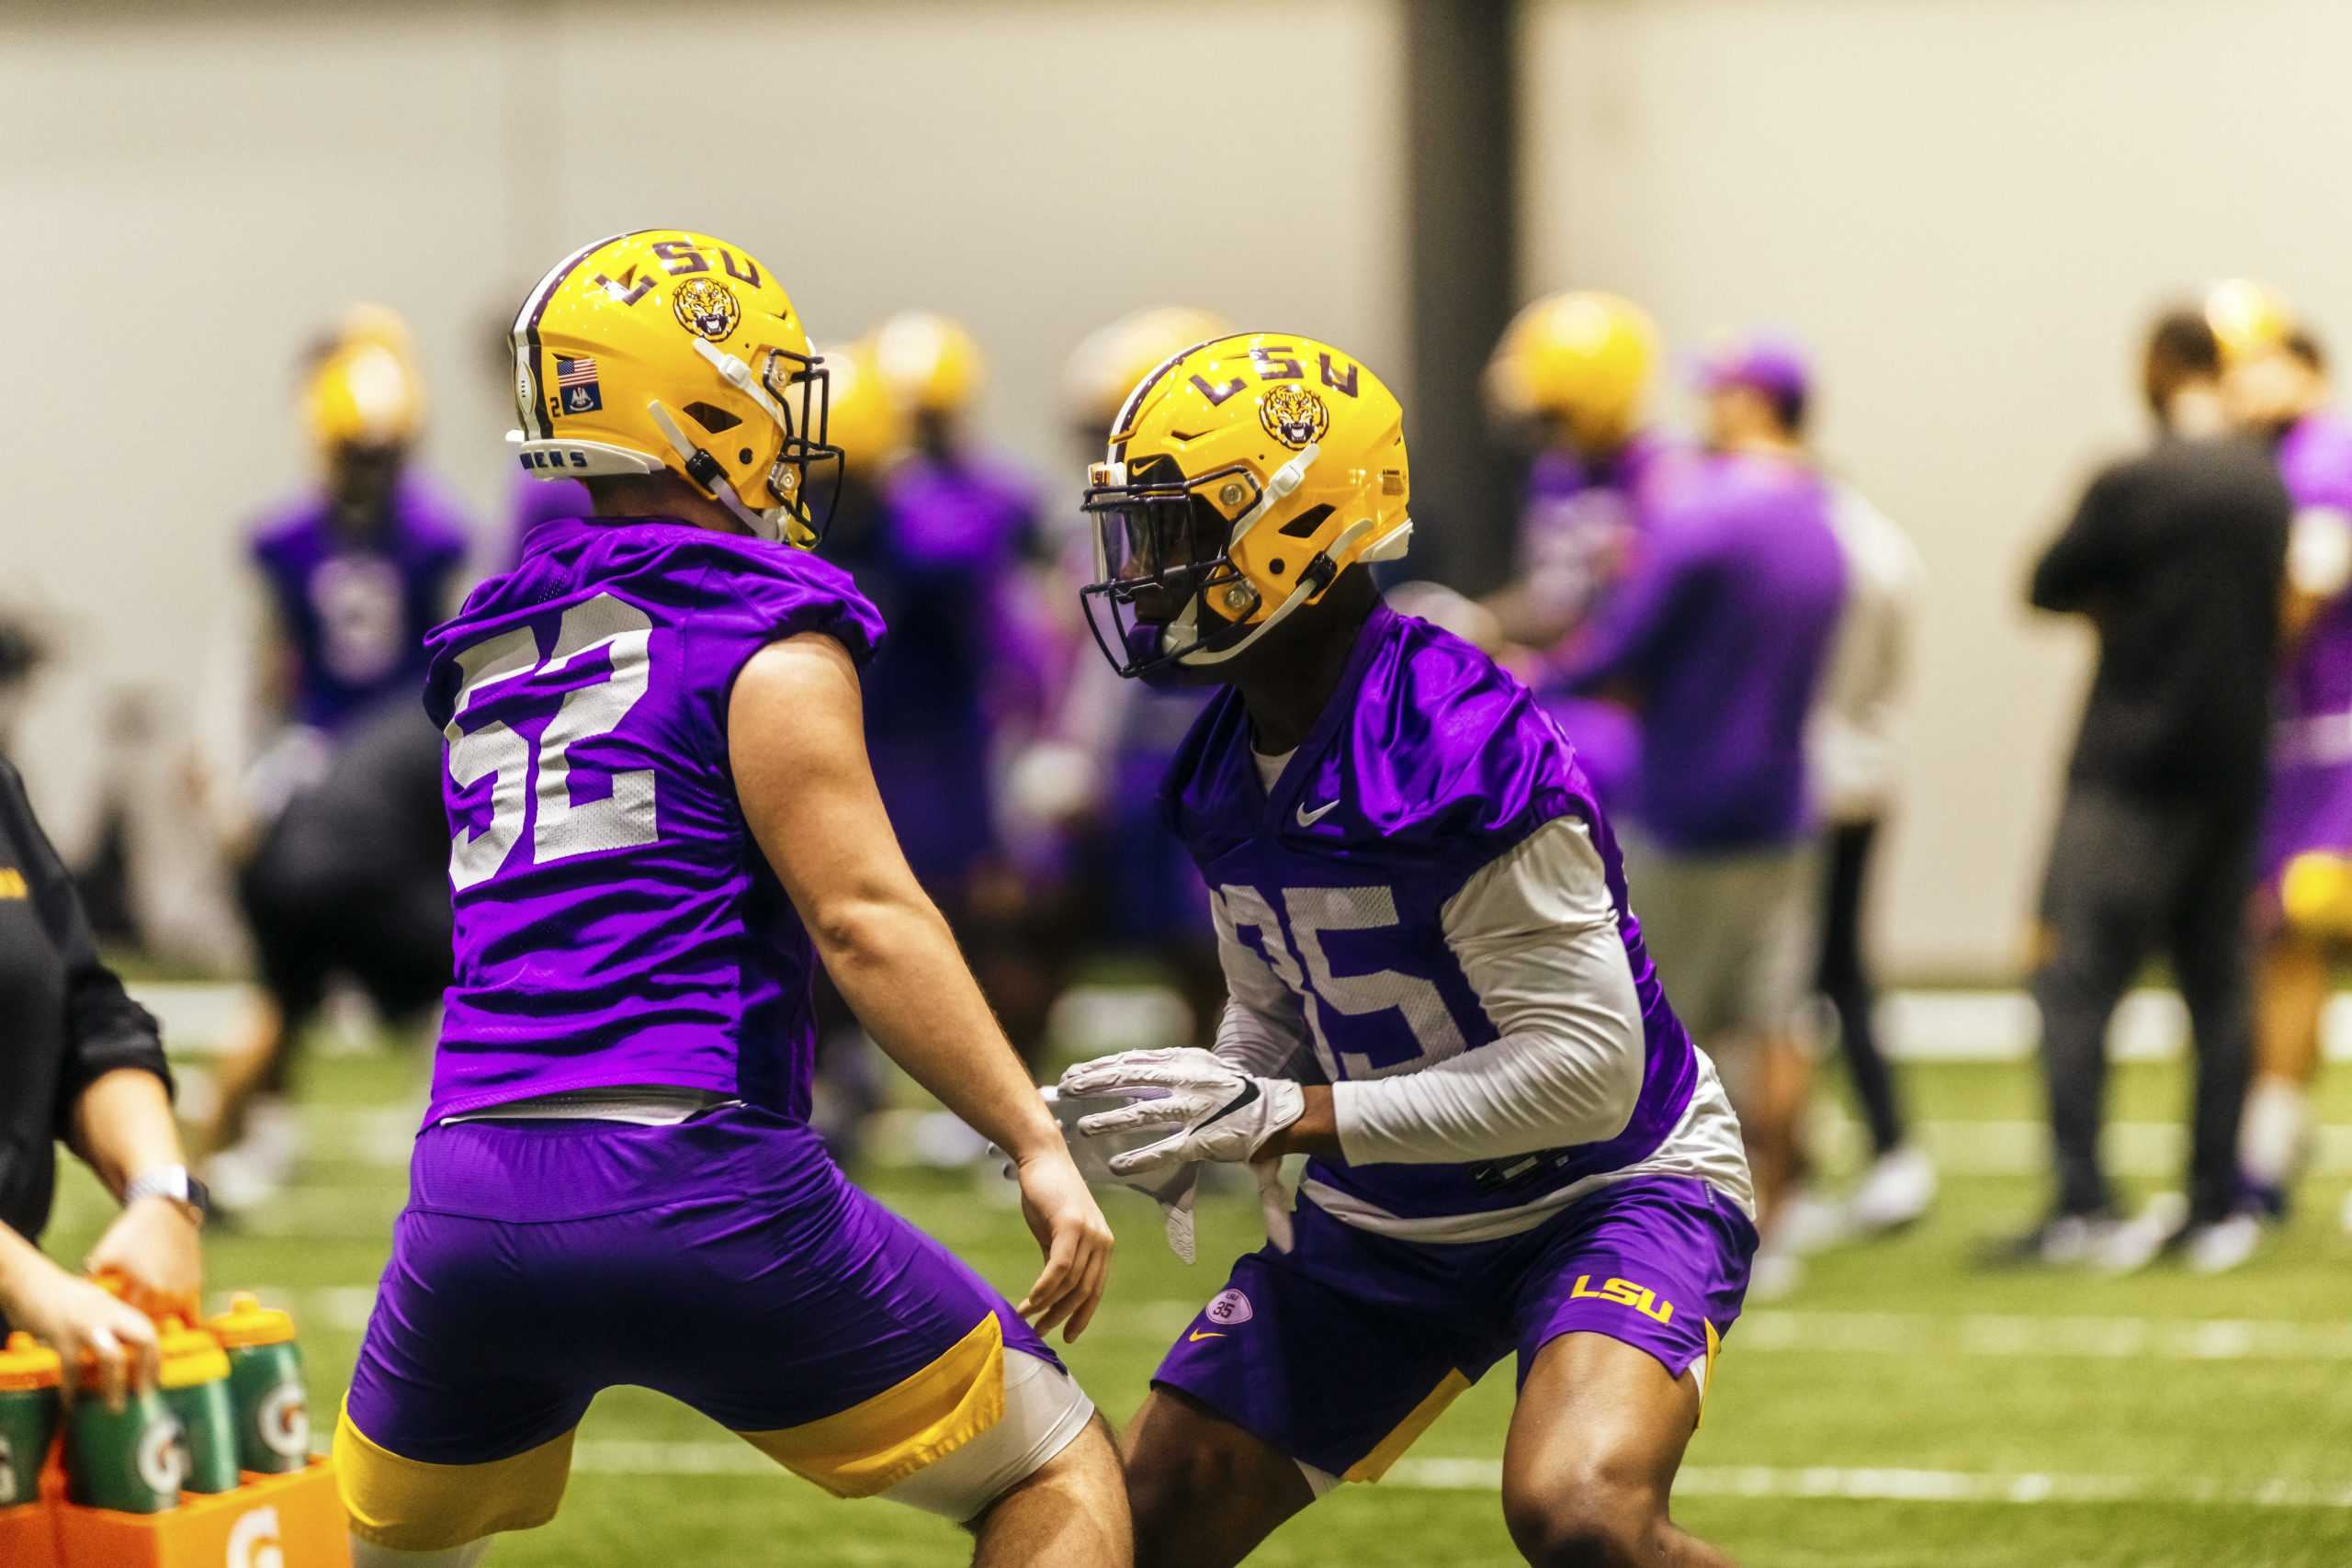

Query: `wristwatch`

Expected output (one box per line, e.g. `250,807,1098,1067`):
123,1165,212,1225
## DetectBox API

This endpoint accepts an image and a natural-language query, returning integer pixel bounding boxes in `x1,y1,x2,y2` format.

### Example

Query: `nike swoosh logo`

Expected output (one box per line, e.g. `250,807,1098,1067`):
1196,1077,1261,1131
1188,1330,1227,1341
1295,798,1340,827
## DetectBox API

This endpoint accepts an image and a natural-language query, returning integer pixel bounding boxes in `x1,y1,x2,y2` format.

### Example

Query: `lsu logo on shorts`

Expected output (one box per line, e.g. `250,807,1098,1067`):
1567,1274,1675,1325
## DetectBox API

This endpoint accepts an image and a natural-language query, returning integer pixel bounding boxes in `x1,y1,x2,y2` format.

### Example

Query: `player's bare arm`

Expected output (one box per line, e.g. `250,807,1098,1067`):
731,630,1114,1340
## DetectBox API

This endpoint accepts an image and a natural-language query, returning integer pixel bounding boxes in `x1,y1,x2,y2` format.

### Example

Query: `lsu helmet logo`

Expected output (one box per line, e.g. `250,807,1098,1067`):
673,277,741,341
1259,384,1329,450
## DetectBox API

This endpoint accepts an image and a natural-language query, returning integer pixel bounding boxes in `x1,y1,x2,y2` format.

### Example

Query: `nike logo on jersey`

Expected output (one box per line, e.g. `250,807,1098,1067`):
1295,798,1340,827
1187,1330,1227,1342
1197,1078,1261,1130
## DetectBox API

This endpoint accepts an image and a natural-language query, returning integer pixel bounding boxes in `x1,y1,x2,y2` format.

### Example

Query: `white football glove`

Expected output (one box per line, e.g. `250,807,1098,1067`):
1059,1048,1305,1252
1038,1086,1202,1263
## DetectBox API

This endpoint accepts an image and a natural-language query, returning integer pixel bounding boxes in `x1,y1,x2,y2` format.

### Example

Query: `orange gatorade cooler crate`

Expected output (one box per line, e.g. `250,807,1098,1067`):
51,1458,351,1568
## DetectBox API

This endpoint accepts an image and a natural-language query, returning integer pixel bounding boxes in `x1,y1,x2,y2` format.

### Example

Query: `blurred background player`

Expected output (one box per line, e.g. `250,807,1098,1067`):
1551,361,1847,1296
799,332,913,1156
1031,306,1240,1048
2003,303,2287,1271
1478,291,1687,809
200,310,473,1210
831,312,1070,1105
2211,285,2352,1218
1698,334,1936,1239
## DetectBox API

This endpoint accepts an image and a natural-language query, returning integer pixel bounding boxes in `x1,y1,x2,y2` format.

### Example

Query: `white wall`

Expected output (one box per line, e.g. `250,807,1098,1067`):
0,0,1404,838
1523,0,2352,975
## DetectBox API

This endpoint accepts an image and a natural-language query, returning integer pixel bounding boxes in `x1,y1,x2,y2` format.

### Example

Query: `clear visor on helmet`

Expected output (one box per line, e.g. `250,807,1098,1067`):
1079,461,1263,678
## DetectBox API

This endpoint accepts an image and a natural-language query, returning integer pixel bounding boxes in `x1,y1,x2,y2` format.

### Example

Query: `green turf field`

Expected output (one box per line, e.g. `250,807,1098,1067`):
48,1049,2352,1567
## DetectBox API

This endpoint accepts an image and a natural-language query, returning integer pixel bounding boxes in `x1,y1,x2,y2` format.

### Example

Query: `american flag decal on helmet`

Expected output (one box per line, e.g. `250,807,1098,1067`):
554,354,603,414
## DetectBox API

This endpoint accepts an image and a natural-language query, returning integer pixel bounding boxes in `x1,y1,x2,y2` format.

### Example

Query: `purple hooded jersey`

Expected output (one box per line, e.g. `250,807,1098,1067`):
2278,408,2352,724
249,477,472,732
1163,603,1700,1225
418,515,885,1125
1558,451,1847,852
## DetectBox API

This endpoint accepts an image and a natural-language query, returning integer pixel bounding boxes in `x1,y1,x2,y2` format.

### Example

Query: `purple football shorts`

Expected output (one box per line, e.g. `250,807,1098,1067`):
1153,1175,1754,1482
343,1104,1054,1470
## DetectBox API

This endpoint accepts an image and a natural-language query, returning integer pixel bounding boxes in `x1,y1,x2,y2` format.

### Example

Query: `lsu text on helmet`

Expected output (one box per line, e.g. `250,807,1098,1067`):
1080,332,1410,679
875,310,983,417
1063,307,1238,436
1487,290,1659,456
509,230,842,547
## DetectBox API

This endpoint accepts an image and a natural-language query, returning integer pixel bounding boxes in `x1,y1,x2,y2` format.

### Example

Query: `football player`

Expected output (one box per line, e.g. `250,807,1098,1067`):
831,311,1067,1082
2215,284,2352,1224
333,232,1125,1568
1064,335,1754,1567
1697,334,1934,1243
201,314,473,1203
1478,291,1692,808
1022,307,1242,1045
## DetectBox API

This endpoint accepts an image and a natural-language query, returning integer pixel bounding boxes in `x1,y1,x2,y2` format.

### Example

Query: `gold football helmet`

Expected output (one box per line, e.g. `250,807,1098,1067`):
1080,333,1409,677
875,310,983,416
509,230,840,546
1486,291,1659,456
1064,307,1238,436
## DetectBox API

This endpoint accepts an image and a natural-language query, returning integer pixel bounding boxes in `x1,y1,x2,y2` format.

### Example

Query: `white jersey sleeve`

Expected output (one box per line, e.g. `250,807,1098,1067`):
1329,817,1646,1165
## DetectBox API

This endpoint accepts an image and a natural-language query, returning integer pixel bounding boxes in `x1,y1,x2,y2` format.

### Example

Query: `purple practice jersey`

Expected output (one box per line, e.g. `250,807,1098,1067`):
1559,451,1847,851
843,452,1042,890
418,515,885,1125
1164,603,1700,1226
2278,408,2352,725
249,478,472,732
1512,435,1694,807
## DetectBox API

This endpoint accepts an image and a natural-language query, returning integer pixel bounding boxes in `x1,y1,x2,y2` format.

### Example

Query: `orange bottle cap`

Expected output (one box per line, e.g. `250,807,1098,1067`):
154,1316,231,1389
0,1331,61,1392
206,1291,297,1349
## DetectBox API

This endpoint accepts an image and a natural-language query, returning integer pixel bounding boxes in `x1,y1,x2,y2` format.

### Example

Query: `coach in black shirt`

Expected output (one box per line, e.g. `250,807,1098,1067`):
2002,309,2290,1269
0,758,204,1401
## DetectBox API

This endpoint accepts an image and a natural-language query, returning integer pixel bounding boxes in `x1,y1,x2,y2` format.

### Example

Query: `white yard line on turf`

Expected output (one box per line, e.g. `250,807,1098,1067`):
275,1288,2352,1364
134,979,2352,1063
548,1442,2352,1507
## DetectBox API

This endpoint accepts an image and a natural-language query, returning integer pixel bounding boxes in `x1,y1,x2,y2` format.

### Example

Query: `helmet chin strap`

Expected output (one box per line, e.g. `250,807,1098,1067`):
647,400,793,544
1174,441,1393,669
1180,514,1374,667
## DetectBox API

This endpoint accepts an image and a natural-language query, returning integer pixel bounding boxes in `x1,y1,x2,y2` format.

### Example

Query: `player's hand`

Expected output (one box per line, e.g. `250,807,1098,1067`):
1060,1048,1306,1176
85,1197,203,1321
5,1258,159,1411
1012,1149,1114,1344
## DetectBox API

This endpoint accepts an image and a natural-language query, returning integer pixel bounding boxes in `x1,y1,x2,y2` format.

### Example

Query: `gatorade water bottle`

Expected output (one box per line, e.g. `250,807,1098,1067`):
155,1318,239,1494
0,1333,61,1510
206,1292,310,1474
66,1359,184,1513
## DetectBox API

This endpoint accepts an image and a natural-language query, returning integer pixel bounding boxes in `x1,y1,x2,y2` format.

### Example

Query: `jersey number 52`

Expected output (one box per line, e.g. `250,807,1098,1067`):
443,593,659,889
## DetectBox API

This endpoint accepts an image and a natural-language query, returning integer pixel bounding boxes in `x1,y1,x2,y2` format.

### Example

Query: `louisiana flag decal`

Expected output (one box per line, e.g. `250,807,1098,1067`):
555,354,603,415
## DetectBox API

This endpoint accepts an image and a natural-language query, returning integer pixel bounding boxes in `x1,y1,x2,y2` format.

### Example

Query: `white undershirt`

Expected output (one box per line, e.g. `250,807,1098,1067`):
1213,815,1753,1237
1252,747,1294,792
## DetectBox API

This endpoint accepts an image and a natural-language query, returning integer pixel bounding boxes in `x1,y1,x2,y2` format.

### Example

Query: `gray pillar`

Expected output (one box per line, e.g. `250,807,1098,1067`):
1403,0,1521,594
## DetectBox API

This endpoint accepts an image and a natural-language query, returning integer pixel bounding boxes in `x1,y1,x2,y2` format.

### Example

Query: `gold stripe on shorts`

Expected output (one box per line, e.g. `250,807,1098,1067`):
335,1398,576,1551
1343,1368,1475,1484
736,1312,1008,1497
